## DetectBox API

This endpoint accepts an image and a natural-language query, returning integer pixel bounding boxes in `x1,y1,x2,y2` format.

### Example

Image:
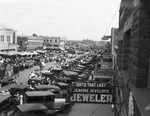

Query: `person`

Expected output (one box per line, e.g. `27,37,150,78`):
13,63,19,79
29,72,37,78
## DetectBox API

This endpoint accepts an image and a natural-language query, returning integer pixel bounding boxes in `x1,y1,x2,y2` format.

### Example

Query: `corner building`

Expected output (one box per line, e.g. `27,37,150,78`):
116,0,150,116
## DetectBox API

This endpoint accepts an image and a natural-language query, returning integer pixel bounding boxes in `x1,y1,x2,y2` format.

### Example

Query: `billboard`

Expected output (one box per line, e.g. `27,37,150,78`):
69,82,114,104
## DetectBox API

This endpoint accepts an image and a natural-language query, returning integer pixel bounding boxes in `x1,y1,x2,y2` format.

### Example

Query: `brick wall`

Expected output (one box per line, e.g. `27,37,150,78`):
118,0,150,115
119,0,150,88
130,0,150,88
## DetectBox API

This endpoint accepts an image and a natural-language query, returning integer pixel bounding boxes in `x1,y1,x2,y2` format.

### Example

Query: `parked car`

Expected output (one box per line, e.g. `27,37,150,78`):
54,82,69,100
10,84,32,104
0,94,14,116
25,91,71,113
33,85,61,98
28,77,49,86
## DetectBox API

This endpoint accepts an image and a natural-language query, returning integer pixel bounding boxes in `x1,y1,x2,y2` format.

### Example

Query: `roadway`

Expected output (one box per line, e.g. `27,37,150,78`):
1,58,114,116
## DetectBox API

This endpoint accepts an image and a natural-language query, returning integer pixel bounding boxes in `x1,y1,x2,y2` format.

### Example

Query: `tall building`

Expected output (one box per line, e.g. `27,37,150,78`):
116,0,150,116
0,27,19,52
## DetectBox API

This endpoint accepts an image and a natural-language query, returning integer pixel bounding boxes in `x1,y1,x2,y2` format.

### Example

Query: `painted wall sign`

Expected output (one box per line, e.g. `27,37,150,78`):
69,82,114,104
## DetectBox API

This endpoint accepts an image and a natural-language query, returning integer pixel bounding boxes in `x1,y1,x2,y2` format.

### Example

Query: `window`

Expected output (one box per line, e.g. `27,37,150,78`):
13,32,15,44
55,39,57,42
1,35,4,42
7,36,10,42
50,39,52,42
53,45,58,47
20,41,22,46
47,39,49,42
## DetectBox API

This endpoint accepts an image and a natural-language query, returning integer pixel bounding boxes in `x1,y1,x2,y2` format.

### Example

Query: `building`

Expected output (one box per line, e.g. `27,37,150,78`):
17,36,28,51
17,35,44,51
111,28,119,69
116,0,150,116
0,27,18,52
44,36,65,51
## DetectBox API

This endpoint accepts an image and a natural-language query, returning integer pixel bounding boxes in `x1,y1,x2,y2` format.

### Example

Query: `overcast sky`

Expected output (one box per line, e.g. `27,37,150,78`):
0,0,121,41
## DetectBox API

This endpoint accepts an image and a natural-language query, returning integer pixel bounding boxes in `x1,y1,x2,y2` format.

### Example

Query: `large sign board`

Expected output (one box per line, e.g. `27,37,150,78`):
69,82,114,104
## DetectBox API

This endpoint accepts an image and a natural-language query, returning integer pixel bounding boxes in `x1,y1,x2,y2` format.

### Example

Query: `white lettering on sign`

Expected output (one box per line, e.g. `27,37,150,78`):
75,82,107,88
89,89,110,93
70,94,113,103
87,83,96,87
76,83,87,87
73,89,89,93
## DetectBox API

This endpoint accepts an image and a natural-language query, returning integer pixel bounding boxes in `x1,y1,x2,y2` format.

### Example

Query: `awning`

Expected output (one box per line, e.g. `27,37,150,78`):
59,47,65,51
36,50,47,53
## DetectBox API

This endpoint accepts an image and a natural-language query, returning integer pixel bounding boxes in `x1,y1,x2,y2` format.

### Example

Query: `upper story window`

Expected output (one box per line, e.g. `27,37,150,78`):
7,36,10,42
47,39,49,42
44,39,46,42
50,39,52,42
13,32,16,44
0,35,4,42
55,39,57,42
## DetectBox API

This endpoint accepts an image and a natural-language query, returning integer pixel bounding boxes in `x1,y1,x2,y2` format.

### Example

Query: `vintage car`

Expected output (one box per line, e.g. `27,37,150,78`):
33,85,61,98
10,103,59,116
0,94,14,116
62,70,79,81
56,77,75,85
10,84,32,103
42,72,55,81
28,77,49,86
78,73,88,80
54,82,69,100
24,91,71,113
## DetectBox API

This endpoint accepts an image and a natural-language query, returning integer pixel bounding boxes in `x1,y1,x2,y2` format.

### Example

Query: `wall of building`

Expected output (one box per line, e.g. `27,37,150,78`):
44,36,61,50
0,28,18,52
117,0,150,116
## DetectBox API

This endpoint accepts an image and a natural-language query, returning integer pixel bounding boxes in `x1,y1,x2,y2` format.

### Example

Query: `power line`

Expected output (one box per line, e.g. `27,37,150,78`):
104,4,120,36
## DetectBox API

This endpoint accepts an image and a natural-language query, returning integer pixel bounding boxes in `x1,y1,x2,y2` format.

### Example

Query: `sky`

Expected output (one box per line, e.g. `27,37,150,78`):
0,0,121,41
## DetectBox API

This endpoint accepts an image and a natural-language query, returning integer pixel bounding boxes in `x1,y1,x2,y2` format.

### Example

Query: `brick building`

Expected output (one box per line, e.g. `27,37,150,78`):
116,0,150,116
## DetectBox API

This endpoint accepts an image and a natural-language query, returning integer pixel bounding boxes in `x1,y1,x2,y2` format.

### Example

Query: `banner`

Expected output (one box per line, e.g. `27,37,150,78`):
69,82,114,104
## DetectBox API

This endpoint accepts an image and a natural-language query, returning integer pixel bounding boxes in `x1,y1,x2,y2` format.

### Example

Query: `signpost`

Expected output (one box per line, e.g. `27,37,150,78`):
69,82,114,104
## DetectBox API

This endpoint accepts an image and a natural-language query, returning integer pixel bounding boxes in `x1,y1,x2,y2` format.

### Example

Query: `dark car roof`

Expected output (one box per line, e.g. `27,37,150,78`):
17,103,48,112
56,82,68,86
25,91,54,96
56,77,72,80
63,70,78,76
42,72,54,75
11,84,29,89
34,85,60,90
0,94,11,103
77,64,86,68
28,77,46,80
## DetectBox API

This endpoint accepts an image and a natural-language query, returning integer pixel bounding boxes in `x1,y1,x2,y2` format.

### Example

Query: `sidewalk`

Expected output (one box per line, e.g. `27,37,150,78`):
67,103,114,116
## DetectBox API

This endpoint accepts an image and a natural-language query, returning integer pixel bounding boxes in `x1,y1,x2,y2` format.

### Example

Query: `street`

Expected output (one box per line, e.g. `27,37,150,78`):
1,59,114,116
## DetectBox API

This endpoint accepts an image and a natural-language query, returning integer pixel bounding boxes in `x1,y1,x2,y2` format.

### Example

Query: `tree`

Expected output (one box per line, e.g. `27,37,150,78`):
33,33,37,36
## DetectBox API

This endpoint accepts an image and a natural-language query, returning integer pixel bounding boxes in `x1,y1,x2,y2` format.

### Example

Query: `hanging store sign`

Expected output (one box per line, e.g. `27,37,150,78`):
69,82,114,104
